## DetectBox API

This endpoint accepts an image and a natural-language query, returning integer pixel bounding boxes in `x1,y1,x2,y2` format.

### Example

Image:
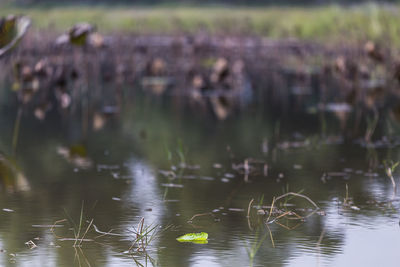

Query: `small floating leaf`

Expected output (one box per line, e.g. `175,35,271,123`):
176,232,208,242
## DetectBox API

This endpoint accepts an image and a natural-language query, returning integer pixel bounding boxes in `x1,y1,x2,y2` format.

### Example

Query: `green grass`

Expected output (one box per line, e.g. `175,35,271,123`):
1,3,400,44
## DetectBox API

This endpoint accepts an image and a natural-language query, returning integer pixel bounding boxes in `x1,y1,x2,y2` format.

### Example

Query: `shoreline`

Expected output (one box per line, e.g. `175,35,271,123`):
1,4,400,45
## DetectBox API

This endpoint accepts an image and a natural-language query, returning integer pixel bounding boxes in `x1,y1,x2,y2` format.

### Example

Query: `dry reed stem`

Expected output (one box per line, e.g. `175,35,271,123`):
274,221,291,230
266,224,275,248
79,219,94,246
50,219,68,239
247,199,254,231
266,192,320,230
59,238,93,242
266,197,276,223
247,198,254,218
138,218,144,251
274,220,303,230
129,217,147,252
74,247,92,267
92,224,124,237
273,192,319,209
270,211,292,222
316,228,326,267
51,218,96,247
188,212,212,222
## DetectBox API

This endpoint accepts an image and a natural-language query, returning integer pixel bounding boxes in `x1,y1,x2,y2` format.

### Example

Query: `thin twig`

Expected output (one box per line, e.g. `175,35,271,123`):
58,238,94,242
344,183,349,205
247,199,254,231
75,247,82,267
316,228,326,267
274,192,319,209
138,218,144,251
265,224,275,248
92,224,124,237
266,197,276,223
78,247,92,267
50,219,68,239
247,198,254,218
79,219,94,246
317,228,326,247
188,212,212,222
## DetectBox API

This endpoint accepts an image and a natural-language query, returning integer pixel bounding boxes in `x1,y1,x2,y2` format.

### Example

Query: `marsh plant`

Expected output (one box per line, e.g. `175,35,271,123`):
50,206,165,266
128,218,161,253
384,160,399,199
164,139,188,169
245,227,268,267
50,205,94,247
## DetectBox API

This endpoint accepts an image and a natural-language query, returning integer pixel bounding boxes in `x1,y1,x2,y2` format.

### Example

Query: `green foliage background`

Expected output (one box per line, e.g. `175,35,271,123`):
5,0,400,6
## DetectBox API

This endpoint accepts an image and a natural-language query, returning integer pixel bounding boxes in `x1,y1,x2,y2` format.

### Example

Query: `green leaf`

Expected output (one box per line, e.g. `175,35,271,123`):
176,232,208,243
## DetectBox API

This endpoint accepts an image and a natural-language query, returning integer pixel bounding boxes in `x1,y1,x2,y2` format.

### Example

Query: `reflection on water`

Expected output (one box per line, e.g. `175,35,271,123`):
123,158,164,240
0,89,399,267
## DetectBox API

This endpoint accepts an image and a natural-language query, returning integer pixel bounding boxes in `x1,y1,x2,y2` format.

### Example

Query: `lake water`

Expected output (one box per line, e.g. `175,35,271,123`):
0,87,399,267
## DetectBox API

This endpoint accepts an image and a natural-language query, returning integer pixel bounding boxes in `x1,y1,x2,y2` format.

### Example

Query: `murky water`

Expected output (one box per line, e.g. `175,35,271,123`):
0,88,400,267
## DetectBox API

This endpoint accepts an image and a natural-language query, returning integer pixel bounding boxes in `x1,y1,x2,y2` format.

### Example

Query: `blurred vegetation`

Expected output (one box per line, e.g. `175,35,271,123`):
1,3,400,44
4,0,400,6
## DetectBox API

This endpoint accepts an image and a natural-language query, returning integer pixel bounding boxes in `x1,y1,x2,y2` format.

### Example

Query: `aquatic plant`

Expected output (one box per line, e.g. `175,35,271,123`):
365,109,379,143
341,184,360,211
0,15,30,58
244,198,269,267
0,151,29,192
50,204,95,248
128,218,162,252
384,160,399,198
245,227,268,267
55,22,101,47
164,139,188,168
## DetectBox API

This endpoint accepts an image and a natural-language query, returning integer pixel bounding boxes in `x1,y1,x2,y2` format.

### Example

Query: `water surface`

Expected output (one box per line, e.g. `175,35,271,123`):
0,88,399,267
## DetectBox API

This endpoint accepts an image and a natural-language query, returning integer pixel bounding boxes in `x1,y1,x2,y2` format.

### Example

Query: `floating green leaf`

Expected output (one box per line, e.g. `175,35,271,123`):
176,232,208,243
